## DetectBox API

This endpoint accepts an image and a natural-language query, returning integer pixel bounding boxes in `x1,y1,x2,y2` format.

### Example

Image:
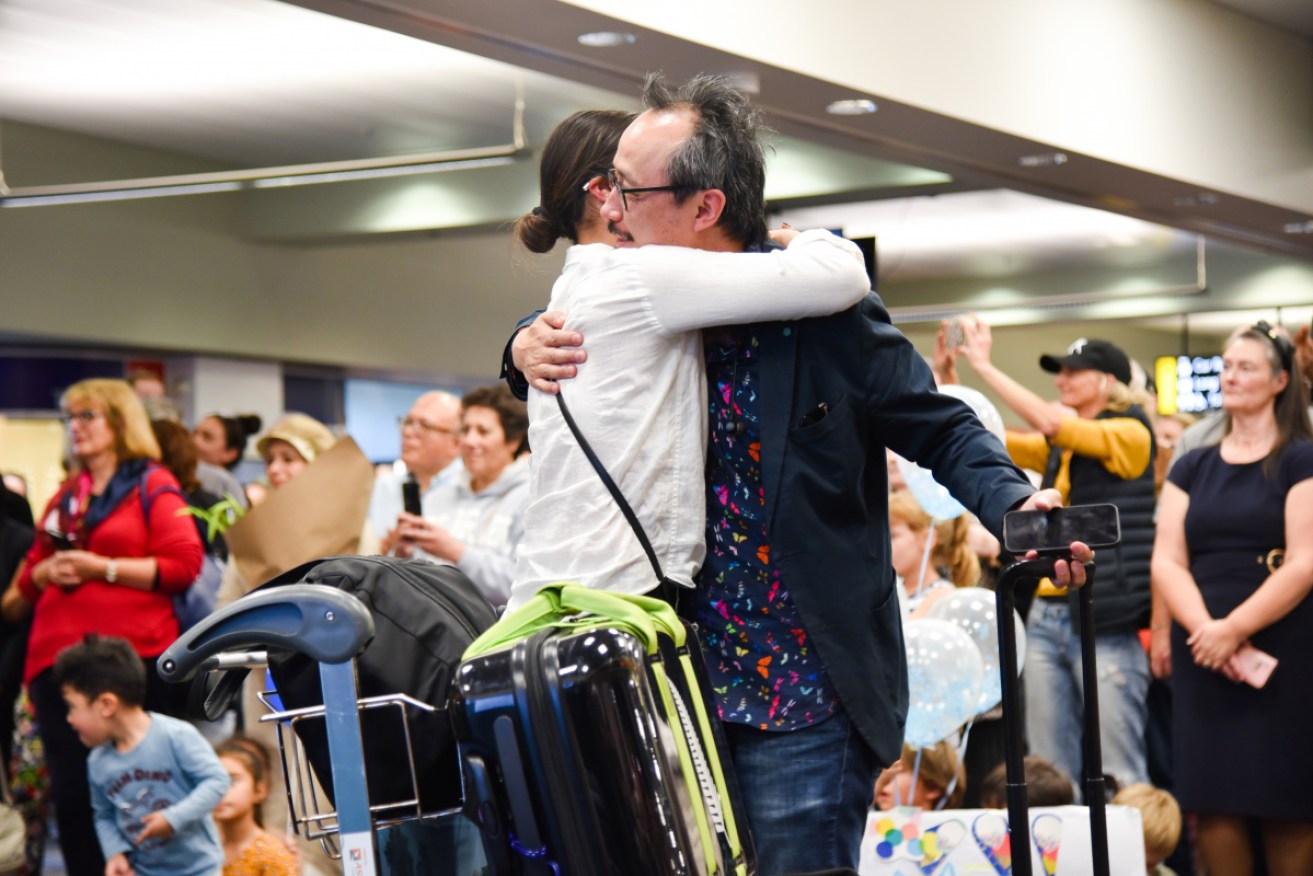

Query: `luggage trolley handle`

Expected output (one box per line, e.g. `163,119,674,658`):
159,584,381,876
158,584,376,683
996,558,1110,876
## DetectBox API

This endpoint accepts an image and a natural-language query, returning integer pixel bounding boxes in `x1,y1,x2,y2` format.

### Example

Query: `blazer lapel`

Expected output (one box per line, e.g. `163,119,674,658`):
758,322,797,530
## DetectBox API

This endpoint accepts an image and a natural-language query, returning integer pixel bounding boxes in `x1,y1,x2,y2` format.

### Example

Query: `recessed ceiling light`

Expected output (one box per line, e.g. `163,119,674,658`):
1284,220,1313,234
577,31,636,48
826,99,877,116
1018,153,1068,168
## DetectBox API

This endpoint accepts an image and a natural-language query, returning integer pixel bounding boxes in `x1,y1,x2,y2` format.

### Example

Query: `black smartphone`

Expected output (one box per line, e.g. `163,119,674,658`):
45,528,75,550
1002,503,1121,555
401,480,422,517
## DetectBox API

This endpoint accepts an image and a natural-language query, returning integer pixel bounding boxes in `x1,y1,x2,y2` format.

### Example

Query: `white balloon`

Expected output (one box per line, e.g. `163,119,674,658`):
939,383,1006,444
894,453,967,521
903,618,985,748
927,587,1026,713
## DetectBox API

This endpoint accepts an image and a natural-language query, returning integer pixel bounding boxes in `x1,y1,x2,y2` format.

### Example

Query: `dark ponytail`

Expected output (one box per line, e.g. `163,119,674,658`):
514,110,634,253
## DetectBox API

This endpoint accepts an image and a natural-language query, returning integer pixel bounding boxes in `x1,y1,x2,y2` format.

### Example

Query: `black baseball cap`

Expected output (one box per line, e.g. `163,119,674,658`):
1039,338,1132,385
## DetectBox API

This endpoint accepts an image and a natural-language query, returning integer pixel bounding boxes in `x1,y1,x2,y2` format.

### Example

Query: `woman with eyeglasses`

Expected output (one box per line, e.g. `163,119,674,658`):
0,378,203,876
1152,323,1313,875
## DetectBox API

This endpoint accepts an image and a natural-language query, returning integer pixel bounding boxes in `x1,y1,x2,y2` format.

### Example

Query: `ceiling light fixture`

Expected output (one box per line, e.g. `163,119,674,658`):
1017,152,1068,168
1283,220,1313,234
826,99,877,116
0,93,528,208
577,31,636,47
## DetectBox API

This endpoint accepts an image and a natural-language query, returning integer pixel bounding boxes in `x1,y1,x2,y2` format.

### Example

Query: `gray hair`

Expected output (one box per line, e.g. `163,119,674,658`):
642,73,770,247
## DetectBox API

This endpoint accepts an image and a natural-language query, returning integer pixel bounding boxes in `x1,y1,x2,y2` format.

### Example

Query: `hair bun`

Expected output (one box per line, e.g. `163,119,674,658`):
515,211,559,254
236,414,262,438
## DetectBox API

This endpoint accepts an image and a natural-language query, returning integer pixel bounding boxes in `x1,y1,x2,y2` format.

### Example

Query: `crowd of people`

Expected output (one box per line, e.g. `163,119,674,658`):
917,315,1313,876
0,70,1308,876
0,375,530,875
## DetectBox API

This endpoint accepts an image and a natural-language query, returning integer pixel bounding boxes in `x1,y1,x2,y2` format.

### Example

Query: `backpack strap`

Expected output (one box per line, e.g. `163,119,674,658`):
137,462,186,521
555,391,682,605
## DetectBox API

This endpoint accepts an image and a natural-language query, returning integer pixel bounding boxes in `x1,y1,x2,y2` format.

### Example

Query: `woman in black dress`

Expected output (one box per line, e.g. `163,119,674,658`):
1152,322,1313,875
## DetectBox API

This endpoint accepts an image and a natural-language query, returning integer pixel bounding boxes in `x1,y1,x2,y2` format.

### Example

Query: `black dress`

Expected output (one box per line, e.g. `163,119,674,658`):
1167,439,1313,818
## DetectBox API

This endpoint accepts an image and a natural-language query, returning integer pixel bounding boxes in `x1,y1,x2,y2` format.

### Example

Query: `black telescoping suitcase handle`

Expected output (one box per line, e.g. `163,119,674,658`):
157,583,376,682
996,558,1109,876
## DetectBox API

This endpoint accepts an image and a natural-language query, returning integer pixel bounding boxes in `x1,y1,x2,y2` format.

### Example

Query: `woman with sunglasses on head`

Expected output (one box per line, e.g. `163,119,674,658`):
1152,323,1313,875
1,378,203,876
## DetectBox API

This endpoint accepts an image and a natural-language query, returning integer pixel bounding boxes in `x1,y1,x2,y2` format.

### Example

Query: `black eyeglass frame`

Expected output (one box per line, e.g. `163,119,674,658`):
59,411,102,426
605,169,690,211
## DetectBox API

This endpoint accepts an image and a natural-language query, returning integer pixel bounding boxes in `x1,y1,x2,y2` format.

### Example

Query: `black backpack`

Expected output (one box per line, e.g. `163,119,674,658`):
253,555,499,813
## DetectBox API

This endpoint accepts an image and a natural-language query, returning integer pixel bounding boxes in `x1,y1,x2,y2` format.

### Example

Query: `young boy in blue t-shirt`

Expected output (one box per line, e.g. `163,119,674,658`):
56,635,229,876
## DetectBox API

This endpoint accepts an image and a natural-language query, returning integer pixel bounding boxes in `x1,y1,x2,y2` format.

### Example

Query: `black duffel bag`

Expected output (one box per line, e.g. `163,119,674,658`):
254,555,498,813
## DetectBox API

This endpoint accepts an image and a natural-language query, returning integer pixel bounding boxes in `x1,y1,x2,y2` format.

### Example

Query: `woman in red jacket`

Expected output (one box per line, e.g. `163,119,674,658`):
1,378,203,876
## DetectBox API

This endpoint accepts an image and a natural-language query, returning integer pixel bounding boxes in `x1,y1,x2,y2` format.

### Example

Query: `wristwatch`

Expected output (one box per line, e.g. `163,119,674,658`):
105,559,118,584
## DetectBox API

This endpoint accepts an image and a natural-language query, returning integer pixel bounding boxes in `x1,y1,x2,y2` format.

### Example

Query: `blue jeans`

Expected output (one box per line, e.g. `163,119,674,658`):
1023,598,1150,796
723,708,878,876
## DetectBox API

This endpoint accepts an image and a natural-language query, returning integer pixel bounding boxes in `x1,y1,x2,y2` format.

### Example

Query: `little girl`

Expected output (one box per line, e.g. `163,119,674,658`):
889,491,980,617
213,736,298,876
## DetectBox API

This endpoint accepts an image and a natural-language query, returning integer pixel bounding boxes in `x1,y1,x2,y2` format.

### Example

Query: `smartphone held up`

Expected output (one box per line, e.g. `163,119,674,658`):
1002,503,1121,556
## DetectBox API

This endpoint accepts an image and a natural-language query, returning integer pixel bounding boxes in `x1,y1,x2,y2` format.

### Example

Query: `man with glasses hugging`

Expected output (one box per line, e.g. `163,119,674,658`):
370,391,464,559
510,73,1092,874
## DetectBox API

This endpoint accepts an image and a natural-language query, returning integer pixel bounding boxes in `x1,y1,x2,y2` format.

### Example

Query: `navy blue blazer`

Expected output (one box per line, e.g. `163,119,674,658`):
503,293,1034,765
745,293,1033,765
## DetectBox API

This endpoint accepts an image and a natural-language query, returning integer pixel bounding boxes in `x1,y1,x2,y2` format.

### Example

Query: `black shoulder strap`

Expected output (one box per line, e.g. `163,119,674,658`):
555,392,681,605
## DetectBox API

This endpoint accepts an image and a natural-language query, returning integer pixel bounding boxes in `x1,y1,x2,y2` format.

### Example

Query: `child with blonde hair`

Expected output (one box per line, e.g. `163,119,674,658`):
1113,783,1182,876
889,491,981,616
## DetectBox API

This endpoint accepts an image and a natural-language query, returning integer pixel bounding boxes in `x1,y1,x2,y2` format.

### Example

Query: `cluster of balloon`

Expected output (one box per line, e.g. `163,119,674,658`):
900,384,1023,747
928,588,1026,714
893,384,1007,523
903,620,985,748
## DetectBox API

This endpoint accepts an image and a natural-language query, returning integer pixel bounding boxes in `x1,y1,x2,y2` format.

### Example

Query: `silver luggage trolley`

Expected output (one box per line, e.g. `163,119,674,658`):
159,583,459,876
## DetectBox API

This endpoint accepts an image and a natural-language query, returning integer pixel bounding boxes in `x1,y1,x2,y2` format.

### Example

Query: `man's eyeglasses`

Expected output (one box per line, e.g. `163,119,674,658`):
398,416,460,438
60,411,102,427
602,169,685,212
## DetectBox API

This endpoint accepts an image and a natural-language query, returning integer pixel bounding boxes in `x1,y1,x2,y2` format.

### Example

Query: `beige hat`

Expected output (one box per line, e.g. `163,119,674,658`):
255,413,337,464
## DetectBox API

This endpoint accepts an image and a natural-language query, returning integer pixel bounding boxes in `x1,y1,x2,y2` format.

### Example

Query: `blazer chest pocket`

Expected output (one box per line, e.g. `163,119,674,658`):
790,394,853,442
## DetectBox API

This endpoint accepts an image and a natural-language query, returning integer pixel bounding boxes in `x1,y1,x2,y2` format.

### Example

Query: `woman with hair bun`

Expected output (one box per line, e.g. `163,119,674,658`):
506,109,872,608
194,413,262,471
193,413,262,509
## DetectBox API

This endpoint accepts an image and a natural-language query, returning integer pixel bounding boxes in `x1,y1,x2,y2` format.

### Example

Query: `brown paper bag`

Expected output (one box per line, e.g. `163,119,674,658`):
225,436,375,591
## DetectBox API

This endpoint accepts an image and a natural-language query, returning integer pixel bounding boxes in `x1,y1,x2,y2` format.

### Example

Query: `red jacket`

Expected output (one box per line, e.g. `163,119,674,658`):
18,464,203,683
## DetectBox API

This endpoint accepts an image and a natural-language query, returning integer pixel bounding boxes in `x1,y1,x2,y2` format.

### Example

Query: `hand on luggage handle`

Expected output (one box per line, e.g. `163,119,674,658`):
995,551,1109,876
157,584,376,683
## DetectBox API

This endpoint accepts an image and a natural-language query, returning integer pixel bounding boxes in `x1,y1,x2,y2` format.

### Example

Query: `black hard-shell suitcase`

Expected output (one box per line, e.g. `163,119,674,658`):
256,555,499,812
453,586,753,876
